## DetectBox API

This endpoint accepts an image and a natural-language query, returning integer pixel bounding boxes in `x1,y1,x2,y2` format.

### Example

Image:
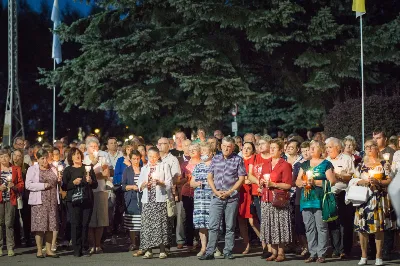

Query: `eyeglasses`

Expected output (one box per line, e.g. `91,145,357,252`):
364,145,377,150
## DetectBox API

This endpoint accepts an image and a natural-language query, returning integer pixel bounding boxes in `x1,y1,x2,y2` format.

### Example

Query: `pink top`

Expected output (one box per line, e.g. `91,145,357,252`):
180,161,197,197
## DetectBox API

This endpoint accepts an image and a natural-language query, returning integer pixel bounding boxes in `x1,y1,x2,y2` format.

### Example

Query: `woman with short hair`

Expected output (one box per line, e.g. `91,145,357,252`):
137,147,172,259
26,149,60,258
0,149,24,257
295,141,336,263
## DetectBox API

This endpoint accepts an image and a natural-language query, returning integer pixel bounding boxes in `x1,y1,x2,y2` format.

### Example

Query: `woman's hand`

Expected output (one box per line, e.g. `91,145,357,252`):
368,177,379,186
357,179,369,186
0,184,7,191
195,181,202,188
73,178,82,186
44,183,51,190
132,185,139,191
244,179,251,185
86,175,92,184
140,182,148,190
8,182,15,189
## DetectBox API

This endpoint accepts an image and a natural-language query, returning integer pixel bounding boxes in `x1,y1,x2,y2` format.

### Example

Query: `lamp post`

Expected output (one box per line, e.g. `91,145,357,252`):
231,104,238,137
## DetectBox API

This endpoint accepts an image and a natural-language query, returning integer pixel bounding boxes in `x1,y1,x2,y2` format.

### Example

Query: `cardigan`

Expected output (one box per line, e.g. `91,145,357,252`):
121,166,142,214
25,164,60,205
138,161,172,204
0,164,24,206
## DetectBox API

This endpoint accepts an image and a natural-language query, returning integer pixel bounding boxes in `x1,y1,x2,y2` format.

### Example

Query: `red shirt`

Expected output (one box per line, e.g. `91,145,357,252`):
260,158,292,202
250,154,270,196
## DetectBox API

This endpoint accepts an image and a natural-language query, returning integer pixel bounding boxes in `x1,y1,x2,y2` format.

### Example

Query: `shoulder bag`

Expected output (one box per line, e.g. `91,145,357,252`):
322,180,338,222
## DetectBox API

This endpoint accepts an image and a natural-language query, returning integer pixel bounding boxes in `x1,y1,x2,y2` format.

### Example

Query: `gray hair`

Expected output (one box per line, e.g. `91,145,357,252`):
325,137,342,150
222,136,235,145
86,136,100,147
343,135,356,147
189,143,201,152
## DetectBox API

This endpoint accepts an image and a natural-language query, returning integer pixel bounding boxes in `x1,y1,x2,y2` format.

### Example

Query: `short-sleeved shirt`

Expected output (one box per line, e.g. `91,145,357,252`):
260,158,292,202
208,153,246,191
180,161,197,197
161,153,181,182
250,154,270,196
327,153,355,194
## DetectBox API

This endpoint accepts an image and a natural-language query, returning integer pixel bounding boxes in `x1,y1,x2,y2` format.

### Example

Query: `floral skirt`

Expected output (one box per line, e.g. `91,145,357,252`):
260,202,292,244
354,190,396,234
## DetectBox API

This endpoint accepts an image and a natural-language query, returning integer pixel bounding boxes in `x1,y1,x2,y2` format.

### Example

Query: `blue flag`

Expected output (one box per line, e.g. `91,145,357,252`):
51,0,62,64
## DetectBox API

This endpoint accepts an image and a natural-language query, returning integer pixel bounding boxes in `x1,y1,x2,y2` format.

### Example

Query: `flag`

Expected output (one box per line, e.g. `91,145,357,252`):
352,0,366,18
51,0,62,64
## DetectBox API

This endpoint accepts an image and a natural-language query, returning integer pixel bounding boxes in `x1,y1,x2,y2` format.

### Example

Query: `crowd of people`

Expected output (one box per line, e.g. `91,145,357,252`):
0,128,399,265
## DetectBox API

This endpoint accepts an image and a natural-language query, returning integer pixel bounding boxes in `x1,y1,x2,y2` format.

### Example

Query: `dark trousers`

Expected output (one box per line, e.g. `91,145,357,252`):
13,198,31,245
113,190,125,233
182,196,194,246
252,196,262,223
60,200,71,241
68,201,93,256
328,191,355,255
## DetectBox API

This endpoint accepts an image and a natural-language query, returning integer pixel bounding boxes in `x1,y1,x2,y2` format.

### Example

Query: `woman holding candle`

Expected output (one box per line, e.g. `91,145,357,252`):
190,142,214,257
238,142,260,254
26,149,60,258
137,147,172,259
0,149,24,257
256,139,293,262
62,147,98,257
349,139,395,266
295,140,336,263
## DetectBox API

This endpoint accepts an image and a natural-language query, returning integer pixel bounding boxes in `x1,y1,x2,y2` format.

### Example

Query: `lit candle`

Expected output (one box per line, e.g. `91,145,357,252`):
383,153,390,162
263,173,270,182
306,170,313,179
57,164,64,172
85,165,91,173
93,151,98,158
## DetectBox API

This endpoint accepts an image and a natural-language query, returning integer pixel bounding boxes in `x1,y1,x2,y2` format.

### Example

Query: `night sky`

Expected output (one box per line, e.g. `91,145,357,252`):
2,0,93,16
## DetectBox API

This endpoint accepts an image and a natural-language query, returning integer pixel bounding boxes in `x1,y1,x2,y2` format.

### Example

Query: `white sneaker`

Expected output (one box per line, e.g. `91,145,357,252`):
358,258,367,265
375,258,383,266
214,248,222,257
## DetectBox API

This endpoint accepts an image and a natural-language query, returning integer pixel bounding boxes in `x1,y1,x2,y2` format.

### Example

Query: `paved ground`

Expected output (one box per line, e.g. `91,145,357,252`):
2,240,400,266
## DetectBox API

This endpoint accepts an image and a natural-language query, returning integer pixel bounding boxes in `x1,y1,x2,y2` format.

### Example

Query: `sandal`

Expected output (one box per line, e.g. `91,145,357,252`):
242,248,250,255
305,257,317,263
317,257,326,263
275,254,285,262
266,255,277,261
143,251,153,259
132,250,144,257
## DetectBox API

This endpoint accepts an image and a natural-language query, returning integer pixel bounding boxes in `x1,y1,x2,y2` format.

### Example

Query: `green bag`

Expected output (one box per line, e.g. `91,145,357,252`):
322,180,338,222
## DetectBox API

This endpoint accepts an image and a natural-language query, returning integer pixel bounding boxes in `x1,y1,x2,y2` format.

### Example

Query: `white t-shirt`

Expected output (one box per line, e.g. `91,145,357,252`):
327,153,355,193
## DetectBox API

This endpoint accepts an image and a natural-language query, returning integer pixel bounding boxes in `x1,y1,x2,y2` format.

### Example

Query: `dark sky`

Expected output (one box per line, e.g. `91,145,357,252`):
2,0,93,16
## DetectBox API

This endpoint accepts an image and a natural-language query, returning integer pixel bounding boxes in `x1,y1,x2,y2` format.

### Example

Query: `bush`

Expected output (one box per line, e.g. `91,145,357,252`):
323,95,400,146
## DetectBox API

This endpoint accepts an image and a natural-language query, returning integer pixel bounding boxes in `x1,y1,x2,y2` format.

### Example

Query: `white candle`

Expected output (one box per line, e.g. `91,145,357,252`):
306,170,313,179
383,153,390,161
6,174,12,182
263,173,270,181
93,151,98,158
57,165,64,172
85,165,91,173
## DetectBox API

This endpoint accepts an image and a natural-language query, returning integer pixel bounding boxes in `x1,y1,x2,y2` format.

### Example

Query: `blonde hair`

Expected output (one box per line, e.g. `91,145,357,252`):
310,140,326,155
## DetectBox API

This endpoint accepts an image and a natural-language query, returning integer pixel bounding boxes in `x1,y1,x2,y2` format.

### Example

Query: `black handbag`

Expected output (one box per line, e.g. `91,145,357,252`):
250,200,258,215
72,186,85,206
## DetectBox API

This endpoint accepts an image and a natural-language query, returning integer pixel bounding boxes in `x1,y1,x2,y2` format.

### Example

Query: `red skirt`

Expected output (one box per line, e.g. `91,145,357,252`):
238,184,253,219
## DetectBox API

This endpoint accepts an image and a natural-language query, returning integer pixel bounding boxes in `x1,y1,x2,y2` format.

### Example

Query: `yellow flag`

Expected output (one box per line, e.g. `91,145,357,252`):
352,0,366,17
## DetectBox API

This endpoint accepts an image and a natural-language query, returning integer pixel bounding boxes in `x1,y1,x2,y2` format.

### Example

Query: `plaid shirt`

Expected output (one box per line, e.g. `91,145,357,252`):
208,153,246,191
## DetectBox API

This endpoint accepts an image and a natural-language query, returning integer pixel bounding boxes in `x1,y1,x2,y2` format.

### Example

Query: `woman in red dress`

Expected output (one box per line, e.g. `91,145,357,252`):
238,142,260,254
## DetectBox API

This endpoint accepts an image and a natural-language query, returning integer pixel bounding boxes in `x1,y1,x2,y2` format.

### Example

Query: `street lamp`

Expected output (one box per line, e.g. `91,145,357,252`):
94,128,100,134
231,104,238,136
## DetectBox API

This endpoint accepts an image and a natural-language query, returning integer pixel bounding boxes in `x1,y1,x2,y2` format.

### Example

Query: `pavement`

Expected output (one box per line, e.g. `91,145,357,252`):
1,239,400,266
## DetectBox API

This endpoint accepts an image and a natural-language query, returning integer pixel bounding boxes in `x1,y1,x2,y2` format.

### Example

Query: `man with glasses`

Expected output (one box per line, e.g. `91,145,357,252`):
157,137,184,250
13,137,31,166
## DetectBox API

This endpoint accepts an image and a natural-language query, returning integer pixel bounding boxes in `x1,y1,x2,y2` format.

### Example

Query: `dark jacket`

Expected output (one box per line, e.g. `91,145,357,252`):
61,165,98,203
121,166,142,215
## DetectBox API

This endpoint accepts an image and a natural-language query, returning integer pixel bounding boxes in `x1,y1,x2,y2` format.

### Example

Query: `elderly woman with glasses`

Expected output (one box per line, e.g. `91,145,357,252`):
349,139,395,266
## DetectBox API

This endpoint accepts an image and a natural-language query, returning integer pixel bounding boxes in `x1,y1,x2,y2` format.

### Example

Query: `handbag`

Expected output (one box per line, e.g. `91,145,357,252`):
322,180,338,222
166,199,177,217
271,191,290,208
250,199,258,215
72,186,84,206
346,185,369,204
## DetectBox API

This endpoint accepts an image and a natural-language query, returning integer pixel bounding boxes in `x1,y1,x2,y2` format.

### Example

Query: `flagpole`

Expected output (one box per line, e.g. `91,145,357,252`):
360,16,365,151
53,59,56,143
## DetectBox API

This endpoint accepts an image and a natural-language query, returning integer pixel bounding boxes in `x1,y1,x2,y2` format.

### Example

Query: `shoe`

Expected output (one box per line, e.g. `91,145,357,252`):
60,240,70,247
340,253,347,260
142,251,153,259
332,253,340,258
89,247,96,255
46,254,60,258
198,254,215,260
36,254,45,258
214,248,222,257
275,254,285,262
176,244,184,249
266,255,277,261
8,250,15,257
358,258,367,265
305,257,317,263
82,249,92,257
133,250,144,257
224,253,235,259
375,258,383,266
261,249,272,259
197,250,205,257
51,244,57,252
159,252,167,259
316,257,326,263
301,248,309,257
95,247,103,254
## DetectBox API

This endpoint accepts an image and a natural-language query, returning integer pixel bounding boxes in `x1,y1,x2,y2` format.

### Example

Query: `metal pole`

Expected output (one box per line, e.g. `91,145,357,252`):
234,116,237,136
53,60,56,143
360,16,365,151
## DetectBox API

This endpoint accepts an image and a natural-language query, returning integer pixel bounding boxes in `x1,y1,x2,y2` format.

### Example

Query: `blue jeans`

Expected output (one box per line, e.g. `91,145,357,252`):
205,194,239,255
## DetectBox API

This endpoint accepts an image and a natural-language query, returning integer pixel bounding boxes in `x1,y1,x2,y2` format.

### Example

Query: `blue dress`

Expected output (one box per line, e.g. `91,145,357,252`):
192,163,212,229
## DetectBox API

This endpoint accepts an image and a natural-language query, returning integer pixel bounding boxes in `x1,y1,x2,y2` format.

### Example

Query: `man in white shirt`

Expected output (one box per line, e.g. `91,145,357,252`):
106,137,123,171
157,137,184,250
326,137,355,259
13,137,32,166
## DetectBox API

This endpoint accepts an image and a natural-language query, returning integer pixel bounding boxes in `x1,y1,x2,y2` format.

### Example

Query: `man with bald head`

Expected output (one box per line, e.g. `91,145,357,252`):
326,137,355,259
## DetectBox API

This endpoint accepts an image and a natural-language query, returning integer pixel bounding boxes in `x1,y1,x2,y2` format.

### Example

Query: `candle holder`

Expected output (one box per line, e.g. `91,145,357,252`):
303,170,313,198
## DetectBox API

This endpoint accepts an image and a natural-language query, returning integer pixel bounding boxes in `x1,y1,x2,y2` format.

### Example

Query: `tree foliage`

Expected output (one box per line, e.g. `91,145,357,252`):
37,0,400,136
